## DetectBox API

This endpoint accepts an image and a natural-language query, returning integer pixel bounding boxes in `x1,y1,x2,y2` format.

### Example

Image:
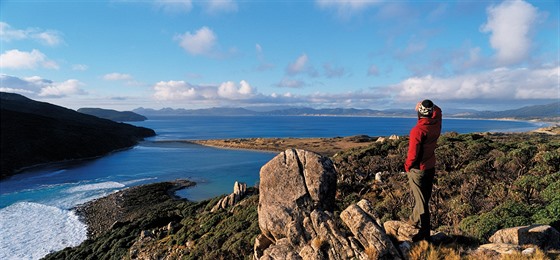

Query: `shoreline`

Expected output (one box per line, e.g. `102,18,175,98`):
157,125,559,156
74,179,195,239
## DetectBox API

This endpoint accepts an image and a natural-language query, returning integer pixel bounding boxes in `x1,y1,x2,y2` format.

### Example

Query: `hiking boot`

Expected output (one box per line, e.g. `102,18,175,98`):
411,232,431,243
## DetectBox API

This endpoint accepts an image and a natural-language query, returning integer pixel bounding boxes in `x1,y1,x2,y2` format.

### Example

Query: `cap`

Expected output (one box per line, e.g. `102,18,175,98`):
417,99,434,116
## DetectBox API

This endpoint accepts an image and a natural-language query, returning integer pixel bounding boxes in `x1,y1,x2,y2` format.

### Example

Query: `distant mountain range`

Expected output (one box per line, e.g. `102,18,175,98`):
78,107,147,122
133,102,559,121
0,92,155,179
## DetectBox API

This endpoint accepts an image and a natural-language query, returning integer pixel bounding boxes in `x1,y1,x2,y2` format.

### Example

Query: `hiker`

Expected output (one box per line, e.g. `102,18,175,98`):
405,99,442,242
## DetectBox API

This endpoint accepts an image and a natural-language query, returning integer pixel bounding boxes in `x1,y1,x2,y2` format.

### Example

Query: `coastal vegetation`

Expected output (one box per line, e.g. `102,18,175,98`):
333,131,560,244
44,129,560,259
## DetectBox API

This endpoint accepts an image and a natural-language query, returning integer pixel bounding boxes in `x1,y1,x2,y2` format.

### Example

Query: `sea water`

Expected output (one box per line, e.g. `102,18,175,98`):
0,116,544,259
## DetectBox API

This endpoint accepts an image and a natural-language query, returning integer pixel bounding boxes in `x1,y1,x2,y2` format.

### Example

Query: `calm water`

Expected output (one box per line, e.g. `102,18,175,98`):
0,116,543,259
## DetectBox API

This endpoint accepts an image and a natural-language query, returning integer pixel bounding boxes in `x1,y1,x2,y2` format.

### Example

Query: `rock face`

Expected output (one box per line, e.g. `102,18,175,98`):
258,149,337,242
255,149,402,259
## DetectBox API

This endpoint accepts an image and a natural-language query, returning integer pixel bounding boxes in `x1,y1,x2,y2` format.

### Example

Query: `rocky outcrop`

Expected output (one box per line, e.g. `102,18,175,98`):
258,149,337,242
383,221,420,243
255,149,402,259
340,201,401,259
211,181,248,212
474,225,560,257
376,135,400,143
488,224,560,250
477,225,560,254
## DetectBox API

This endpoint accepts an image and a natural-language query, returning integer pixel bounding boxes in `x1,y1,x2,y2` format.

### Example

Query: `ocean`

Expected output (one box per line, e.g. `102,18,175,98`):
0,116,544,259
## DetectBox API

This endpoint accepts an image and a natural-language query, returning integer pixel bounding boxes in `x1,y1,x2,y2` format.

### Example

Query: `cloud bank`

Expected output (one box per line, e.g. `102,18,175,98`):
0,22,64,46
481,0,540,66
0,75,86,98
0,49,59,70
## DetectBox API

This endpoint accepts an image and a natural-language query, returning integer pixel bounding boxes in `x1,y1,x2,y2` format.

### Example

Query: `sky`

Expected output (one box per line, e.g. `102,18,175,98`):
0,0,559,111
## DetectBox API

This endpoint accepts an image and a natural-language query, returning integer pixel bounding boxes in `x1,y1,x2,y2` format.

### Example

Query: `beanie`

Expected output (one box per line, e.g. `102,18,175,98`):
417,99,434,116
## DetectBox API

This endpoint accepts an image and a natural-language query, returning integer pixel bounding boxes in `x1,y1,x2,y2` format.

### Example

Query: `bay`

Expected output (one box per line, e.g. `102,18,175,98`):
0,116,543,259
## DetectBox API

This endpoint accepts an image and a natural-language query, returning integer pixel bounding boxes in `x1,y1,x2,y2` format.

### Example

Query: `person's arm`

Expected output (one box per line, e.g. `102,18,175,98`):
405,127,422,172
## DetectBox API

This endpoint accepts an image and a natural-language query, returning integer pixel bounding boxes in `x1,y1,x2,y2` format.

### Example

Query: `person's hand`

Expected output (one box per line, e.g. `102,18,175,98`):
415,102,421,111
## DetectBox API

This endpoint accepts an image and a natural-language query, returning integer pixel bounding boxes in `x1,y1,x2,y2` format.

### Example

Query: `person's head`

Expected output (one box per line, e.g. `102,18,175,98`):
417,99,434,118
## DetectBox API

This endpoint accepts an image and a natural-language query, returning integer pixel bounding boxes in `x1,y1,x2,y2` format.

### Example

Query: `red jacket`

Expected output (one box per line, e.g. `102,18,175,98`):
405,106,442,172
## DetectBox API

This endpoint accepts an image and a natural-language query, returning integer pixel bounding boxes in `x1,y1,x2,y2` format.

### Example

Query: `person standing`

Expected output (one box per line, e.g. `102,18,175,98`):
404,99,442,242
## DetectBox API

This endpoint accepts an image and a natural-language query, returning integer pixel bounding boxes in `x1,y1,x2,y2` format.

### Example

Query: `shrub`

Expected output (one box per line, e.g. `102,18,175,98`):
459,201,534,242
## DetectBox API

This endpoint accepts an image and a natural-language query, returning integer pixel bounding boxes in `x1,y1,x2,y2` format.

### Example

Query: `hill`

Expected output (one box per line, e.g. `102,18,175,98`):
461,102,560,120
78,107,147,122
133,102,559,120
0,92,156,179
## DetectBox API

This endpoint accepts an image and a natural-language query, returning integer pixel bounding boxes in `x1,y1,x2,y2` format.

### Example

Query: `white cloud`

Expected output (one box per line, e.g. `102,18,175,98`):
286,54,318,77
154,80,255,101
276,78,305,88
0,22,63,46
0,22,26,40
204,0,238,14
154,0,237,14
0,75,86,98
217,80,255,99
392,66,559,101
287,54,309,75
0,49,59,69
316,0,381,18
175,27,217,56
481,0,539,65
39,79,86,97
153,80,198,100
103,73,133,81
154,0,193,13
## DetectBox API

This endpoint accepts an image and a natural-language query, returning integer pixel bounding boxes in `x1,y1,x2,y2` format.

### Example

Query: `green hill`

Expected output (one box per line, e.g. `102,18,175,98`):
0,92,155,179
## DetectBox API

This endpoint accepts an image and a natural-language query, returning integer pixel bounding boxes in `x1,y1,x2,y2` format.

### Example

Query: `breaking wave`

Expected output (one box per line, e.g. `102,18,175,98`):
0,202,87,260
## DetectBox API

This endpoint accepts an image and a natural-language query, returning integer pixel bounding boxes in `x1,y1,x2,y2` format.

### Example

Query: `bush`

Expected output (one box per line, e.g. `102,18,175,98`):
459,201,534,242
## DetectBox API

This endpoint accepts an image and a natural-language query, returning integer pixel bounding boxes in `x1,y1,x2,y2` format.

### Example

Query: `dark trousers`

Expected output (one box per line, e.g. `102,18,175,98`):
407,167,435,238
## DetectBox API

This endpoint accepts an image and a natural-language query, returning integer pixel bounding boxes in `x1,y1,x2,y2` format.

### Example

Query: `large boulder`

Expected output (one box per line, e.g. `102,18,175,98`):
489,224,560,250
255,149,403,259
258,149,337,242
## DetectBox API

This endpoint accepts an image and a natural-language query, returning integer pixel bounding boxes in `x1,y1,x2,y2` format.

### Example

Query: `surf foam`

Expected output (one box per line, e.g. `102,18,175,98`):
0,202,87,260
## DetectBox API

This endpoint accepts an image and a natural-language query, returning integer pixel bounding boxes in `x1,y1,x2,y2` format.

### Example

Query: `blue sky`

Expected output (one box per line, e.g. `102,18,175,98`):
1,0,558,111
